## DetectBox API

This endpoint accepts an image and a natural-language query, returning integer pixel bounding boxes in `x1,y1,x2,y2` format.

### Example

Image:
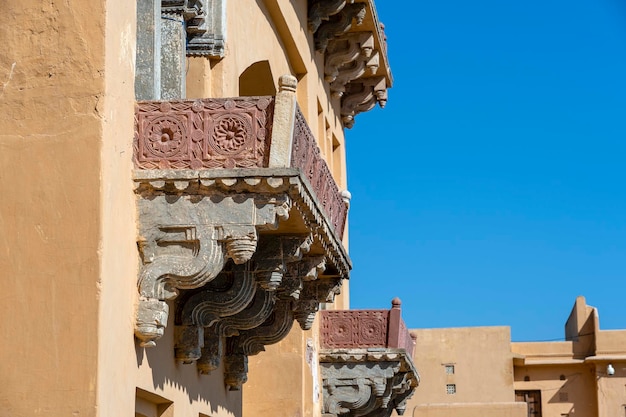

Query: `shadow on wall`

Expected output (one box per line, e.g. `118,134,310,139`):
239,61,276,96
135,299,242,417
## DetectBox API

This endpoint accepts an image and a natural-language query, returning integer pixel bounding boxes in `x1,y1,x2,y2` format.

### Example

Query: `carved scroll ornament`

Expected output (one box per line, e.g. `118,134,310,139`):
134,177,291,347
320,351,419,417
341,76,387,128
315,3,367,52
170,229,335,385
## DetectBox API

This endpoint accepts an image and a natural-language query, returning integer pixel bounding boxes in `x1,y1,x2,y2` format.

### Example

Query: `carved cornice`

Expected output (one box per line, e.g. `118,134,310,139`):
133,168,350,278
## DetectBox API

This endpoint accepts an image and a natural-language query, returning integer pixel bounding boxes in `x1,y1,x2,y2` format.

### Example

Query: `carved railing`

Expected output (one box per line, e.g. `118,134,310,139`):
291,107,348,237
320,297,416,357
134,93,347,239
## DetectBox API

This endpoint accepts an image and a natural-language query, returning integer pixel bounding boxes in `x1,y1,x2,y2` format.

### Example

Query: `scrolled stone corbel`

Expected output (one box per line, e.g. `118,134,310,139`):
224,299,295,390
135,225,226,347
341,76,387,128
252,235,313,291
195,288,276,373
315,3,367,52
174,262,257,362
325,32,374,83
308,0,349,32
293,277,339,330
324,378,374,416
330,51,379,98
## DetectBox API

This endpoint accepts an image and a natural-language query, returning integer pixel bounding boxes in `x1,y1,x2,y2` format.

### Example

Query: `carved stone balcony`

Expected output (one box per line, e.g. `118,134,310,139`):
319,299,419,417
308,0,392,128
132,75,351,389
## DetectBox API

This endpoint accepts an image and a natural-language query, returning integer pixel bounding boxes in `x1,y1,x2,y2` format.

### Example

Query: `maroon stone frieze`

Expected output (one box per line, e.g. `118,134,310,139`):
320,299,415,356
134,97,274,170
291,107,347,239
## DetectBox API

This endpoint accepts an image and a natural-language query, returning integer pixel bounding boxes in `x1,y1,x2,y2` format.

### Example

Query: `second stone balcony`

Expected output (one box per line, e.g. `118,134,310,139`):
132,75,351,389
319,299,419,417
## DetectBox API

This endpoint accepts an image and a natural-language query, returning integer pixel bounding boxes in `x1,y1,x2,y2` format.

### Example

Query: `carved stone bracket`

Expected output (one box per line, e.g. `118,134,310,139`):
325,32,374,83
308,0,392,127
319,350,419,417
314,3,367,53
134,173,291,347
134,168,350,387
225,299,296,390
308,0,353,32
341,76,387,128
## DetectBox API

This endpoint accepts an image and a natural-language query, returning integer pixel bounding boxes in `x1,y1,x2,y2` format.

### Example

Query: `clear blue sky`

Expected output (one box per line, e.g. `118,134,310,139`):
346,0,626,342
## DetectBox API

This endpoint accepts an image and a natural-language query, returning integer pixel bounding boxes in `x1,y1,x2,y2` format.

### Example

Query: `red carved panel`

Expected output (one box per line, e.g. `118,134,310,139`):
291,108,347,239
320,310,389,349
134,97,274,169
321,308,414,355
396,319,415,357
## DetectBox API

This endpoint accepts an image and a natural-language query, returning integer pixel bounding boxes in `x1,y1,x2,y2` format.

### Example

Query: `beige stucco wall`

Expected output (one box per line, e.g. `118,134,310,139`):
513,363,598,417
405,327,522,417
408,327,516,405
412,403,527,417
245,325,321,417
0,0,107,415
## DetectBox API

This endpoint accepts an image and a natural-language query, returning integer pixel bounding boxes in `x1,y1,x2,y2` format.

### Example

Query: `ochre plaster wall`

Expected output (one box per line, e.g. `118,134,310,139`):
244,323,322,417
407,327,517,406
136,302,242,417
513,364,598,417
96,0,139,415
595,362,626,417
412,403,527,417
0,0,105,415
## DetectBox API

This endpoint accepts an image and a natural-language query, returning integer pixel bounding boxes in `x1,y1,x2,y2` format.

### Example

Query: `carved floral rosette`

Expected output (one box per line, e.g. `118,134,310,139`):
134,98,274,170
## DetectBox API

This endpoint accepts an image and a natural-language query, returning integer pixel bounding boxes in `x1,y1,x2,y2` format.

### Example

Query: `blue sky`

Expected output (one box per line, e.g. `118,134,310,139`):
346,0,626,342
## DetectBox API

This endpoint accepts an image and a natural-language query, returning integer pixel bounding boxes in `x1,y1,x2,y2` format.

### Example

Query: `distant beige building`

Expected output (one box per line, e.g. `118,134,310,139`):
406,296,626,417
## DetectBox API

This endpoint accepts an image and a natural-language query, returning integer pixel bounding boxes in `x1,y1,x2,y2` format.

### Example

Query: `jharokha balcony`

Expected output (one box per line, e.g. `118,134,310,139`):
319,299,419,417
132,75,351,389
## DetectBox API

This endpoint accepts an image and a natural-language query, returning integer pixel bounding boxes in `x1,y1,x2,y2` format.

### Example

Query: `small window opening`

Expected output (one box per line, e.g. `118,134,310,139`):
446,384,456,395
445,365,455,375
